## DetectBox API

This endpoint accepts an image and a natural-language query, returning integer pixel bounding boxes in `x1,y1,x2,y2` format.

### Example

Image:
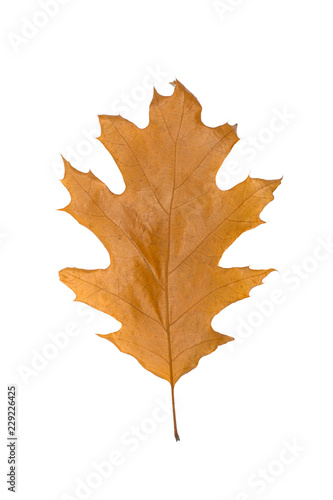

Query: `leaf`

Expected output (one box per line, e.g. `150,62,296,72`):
59,81,280,440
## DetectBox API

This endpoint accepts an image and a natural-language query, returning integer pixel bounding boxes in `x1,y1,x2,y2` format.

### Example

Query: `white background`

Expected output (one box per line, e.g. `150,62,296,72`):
1,1,333,499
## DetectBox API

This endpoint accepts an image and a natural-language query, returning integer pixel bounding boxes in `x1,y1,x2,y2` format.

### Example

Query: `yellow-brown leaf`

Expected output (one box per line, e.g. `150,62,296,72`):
59,81,280,440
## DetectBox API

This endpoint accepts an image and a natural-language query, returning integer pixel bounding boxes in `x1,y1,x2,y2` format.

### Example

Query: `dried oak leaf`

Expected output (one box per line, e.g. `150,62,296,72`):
59,81,280,440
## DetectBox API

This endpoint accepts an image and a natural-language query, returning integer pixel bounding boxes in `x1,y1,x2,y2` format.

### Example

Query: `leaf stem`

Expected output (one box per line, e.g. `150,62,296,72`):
171,384,180,441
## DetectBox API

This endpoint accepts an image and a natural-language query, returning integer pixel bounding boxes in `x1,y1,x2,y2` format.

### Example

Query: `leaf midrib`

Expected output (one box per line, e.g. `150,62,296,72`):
162,90,186,388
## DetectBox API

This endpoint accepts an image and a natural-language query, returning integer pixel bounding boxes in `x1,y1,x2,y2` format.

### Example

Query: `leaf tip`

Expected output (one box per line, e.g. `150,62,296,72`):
231,122,239,136
60,154,71,168
96,333,114,341
152,86,162,98
57,206,68,213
